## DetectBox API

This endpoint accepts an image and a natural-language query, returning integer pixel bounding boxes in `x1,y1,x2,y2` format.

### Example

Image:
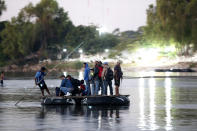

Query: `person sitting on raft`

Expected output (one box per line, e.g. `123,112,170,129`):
79,80,86,96
67,75,81,96
59,75,74,96
35,67,51,97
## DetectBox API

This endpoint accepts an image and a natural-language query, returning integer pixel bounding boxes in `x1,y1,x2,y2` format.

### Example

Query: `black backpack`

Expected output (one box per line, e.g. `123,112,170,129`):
71,78,81,88
106,68,113,81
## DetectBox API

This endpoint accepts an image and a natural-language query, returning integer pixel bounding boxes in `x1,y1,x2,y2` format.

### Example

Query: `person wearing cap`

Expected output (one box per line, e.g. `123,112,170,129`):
59,75,74,96
35,67,50,97
83,62,91,96
102,62,114,95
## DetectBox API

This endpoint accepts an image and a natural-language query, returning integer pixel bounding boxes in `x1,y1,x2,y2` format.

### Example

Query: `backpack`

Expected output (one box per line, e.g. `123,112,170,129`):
98,66,103,78
119,71,123,79
106,68,113,81
71,78,81,88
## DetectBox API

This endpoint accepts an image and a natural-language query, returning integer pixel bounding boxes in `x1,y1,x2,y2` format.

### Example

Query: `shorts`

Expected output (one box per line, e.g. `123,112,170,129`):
38,82,48,91
114,78,120,86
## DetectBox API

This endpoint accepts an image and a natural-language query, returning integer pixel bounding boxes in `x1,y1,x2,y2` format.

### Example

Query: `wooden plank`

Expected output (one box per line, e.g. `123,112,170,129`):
63,95,130,99
44,95,130,99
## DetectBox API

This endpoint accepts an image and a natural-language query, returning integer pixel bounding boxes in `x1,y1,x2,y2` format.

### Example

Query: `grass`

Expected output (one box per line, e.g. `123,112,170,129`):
45,61,84,71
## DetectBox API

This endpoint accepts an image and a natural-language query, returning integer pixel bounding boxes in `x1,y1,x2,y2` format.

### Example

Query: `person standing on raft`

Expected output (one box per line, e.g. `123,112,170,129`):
114,61,123,96
93,61,100,95
35,67,51,97
83,63,91,96
102,62,113,95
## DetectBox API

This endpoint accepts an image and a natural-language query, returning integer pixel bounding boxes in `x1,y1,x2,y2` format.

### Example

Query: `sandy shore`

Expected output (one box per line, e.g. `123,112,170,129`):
1,61,197,73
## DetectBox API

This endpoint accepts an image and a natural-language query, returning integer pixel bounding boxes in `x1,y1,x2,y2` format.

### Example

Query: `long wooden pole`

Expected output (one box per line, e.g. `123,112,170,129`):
15,42,85,106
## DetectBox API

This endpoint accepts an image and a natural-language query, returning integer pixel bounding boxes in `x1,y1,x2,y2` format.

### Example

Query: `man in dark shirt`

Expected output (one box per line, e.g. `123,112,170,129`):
93,61,100,95
102,62,113,95
114,61,123,96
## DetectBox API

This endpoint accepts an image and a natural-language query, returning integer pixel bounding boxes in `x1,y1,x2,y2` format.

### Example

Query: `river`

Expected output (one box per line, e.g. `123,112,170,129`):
0,72,197,131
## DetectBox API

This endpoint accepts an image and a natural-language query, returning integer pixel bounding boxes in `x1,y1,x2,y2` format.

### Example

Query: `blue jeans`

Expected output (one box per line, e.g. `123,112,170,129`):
99,79,105,95
103,80,113,95
94,80,100,95
91,81,95,95
60,87,73,95
85,80,91,96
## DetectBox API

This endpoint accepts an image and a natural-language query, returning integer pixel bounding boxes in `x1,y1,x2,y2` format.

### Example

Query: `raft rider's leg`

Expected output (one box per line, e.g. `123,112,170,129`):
43,82,51,95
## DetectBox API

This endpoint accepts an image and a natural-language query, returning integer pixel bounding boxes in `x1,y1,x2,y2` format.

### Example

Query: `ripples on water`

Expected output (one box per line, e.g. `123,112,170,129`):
1,72,197,131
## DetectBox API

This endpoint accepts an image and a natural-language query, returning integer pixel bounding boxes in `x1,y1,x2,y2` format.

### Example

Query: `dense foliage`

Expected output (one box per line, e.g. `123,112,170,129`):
0,0,6,16
145,0,197,55
0,0,119,65
2,0,195,66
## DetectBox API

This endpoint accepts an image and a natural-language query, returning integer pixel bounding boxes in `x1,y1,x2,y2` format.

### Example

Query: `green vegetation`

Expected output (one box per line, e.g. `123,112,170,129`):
45,61,84,70
0,0,6,66
145,0,197,55
1,0,197,67
0,0,6,16
0,0,119,66
111,0,197,59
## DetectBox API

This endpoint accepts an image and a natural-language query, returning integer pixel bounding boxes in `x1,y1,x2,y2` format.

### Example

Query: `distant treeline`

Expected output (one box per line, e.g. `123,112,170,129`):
0,0,120,66
1,0,196,66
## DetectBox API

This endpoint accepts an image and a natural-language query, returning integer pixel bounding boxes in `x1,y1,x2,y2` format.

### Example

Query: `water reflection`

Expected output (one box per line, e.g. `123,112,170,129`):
38,105,126,118
138,72,173,130
2,76,197,130
165,73,172,131
78,71,83,80
37,105,128,130
138,78,145,129
138,76,158,130
149,77,157,130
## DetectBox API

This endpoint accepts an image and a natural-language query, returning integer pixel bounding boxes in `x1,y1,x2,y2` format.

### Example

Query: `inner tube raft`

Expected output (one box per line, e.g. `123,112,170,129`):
41,95,130,106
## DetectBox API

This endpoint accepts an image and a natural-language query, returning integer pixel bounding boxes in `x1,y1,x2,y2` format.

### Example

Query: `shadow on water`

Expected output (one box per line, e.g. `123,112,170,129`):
34,105,129,130
37,105,129,119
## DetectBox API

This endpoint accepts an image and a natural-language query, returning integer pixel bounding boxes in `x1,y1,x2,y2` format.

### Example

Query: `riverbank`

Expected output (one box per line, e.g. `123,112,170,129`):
3,51,197,73
1,60,197,73
124,61,197,72
0,61,84,73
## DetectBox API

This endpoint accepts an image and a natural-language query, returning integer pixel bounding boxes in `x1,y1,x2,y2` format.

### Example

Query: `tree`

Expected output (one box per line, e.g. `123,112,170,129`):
0,17,35,61
0,0,120,65
65,25,119,54
0,0,6,16
22,0,73,56
0,0,74,62
145,0,197,55
0,0,6,66
65,25,98,50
